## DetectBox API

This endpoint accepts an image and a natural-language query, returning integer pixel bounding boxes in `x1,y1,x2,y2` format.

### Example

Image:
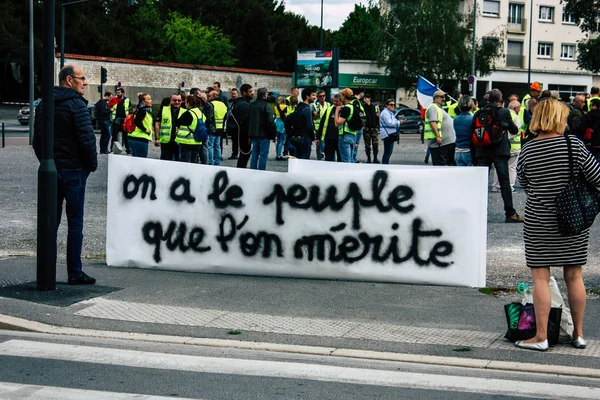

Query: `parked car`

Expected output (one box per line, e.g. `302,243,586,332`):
16,99,41,125
394,107,424,135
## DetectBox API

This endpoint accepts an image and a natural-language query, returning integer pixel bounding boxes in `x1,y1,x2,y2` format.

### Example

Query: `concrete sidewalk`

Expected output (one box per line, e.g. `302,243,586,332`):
1,256,599,376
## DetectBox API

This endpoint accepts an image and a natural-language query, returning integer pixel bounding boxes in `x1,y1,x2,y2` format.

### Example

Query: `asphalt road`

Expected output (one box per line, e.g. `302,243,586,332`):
2,331,595,399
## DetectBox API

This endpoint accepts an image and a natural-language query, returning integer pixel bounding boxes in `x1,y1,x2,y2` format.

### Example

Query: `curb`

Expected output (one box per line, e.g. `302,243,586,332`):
1,313,599,379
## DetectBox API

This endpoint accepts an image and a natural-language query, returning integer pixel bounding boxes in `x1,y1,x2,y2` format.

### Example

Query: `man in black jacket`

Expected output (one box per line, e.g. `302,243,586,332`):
235,84,253,168
577,98,600,162
33,65,98,285
284,87,316,159
474,89,524,223
95,91,113,154
248,87,276,170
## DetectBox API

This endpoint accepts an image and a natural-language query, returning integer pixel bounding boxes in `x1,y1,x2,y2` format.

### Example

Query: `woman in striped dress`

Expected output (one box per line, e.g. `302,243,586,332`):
516,99,600,351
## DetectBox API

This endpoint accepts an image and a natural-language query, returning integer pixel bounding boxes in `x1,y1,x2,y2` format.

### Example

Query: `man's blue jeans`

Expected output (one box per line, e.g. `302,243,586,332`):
352,128,363,162
338,133,355,163
57,169,89,278
454,151,472,166
292,137,312,160
207,135,222,165
129,137,149,158
99,120,111,154
276,130,287,157
250,138,271,170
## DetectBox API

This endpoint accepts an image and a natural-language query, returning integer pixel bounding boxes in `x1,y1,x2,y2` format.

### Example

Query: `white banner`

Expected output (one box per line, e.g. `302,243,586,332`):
106,156,488,287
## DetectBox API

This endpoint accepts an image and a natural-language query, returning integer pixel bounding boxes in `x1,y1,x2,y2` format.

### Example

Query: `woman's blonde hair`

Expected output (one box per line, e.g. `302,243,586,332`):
528,99,569,135
277,95,287,105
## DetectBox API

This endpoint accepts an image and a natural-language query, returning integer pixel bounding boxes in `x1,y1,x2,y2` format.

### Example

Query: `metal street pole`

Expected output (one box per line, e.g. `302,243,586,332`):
60,4,65,68
471,0,477,97
527,0,533,84
29,0,34,145
320,0,324,49
38,0,58,291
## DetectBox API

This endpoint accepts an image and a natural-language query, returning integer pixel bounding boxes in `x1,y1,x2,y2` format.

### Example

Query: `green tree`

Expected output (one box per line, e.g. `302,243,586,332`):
334,4,380,60
563,0,600,73
165,12,237,66
378,0,501,89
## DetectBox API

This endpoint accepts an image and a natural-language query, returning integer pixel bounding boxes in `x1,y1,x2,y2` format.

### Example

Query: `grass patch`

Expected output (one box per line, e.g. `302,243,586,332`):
479,287,518,296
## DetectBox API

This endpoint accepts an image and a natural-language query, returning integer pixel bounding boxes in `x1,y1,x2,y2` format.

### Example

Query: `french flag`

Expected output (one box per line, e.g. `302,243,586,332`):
416,75,439,119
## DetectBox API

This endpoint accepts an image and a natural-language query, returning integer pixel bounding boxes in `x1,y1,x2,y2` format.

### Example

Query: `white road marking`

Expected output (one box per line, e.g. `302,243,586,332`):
0,340,598,399
0,381,200,400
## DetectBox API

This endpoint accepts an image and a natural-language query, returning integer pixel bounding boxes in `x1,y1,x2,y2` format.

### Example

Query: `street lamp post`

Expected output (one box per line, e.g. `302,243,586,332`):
29,0,34,145
320,0,324,49
527,0,534,84
471,0,477,97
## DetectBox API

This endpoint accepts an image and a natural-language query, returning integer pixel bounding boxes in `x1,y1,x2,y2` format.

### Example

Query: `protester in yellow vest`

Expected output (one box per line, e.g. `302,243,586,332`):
286,87,299,114
175,95,206,163
155,93,186,161
312,90,330,160
128,93,156,158
209,91,228,166
587,86,600,112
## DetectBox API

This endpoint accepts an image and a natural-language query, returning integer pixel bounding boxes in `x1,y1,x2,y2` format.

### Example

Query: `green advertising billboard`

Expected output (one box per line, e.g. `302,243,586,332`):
295,49,339,88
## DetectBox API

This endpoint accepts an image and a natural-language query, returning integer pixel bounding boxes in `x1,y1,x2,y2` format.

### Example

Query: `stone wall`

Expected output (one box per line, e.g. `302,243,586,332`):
63,54,293,103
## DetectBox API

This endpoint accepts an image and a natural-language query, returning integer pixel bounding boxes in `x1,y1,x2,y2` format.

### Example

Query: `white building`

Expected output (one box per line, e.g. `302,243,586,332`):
463,0,597,99
379,0,598,100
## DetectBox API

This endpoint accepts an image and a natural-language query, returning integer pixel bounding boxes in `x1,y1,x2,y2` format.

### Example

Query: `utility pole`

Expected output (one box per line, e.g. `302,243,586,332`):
29,0,34,145
320,0,324,49
471,0,477,97
38,0,57,291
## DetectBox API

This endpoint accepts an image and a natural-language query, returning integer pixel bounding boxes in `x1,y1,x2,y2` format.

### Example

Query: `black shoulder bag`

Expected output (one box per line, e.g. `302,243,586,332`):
555,135,599,236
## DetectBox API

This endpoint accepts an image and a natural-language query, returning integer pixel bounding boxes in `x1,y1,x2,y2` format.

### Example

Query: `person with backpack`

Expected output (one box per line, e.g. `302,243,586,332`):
335,88,362,163
577,98,600,163
155,92,186,161
175,94,207,163
472,89,523,223
284,88,316,160
274,96,289,160
128,93,157,158
424,90,456,166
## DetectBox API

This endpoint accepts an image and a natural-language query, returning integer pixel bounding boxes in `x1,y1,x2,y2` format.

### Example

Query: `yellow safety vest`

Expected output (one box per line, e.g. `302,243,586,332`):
312,101,330,130
342,103,359,136
518,94,531,125
211,99,228,130
176,107,205,145
111,97,130,121
424,103,443,140
447,102,459,118
128,111,153,141
320,105,336,140
159,106,186,144
286,95,295,114
509,111,522,151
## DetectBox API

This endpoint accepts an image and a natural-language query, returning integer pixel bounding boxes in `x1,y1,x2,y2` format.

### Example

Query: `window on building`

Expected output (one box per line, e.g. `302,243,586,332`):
539,6,554,22
548,84,586,102
482,0,500,17
506,41,524,67
562,10,576,24
538,42,553,58
508,3,524,24
560,44,576,60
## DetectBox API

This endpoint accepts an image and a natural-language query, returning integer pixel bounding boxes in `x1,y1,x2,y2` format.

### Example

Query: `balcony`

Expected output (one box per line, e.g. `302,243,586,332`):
507,18,527,34
506,54,525,68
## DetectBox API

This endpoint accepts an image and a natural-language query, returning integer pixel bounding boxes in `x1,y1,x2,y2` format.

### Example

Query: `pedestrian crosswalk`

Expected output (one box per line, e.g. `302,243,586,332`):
0,339,599,399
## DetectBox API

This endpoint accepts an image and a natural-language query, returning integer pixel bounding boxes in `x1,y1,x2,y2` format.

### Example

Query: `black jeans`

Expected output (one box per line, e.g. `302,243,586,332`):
160,141,179,161
430,143,456,166
477,155,516,217
111,118,129,152
236,133,251,168
324,138,341,161
228,128,238,157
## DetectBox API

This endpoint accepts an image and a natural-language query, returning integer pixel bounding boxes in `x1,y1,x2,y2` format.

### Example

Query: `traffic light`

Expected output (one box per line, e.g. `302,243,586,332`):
101,67,107,84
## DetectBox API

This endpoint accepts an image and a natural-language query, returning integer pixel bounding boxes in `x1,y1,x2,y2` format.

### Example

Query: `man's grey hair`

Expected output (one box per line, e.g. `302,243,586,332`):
58,65,76,84
257,87,268,99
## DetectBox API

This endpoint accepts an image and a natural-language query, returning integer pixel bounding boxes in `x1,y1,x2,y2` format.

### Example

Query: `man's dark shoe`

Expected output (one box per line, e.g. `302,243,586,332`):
373,158,380,164
68,273,96,285
228,155,238,160
505,213,525,223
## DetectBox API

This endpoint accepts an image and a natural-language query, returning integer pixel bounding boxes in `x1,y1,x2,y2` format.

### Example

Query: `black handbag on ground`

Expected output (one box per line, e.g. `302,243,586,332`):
504,302,562,345
555,136,599,236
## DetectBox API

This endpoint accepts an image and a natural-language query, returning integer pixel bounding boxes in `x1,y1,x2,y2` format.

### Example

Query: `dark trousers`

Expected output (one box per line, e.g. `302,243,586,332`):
99,120,111,154
363,127,380,160
477,155,516,217
56,169,90,278
111,118,129,153
180,144,201,163
382,137,395,164
160,141,180,161
430,143,455,166
228,128,239,157
236,133,251,168
324,138,341,161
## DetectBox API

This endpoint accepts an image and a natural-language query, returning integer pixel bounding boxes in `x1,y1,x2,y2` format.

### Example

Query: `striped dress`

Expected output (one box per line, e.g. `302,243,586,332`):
517,136,600,268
